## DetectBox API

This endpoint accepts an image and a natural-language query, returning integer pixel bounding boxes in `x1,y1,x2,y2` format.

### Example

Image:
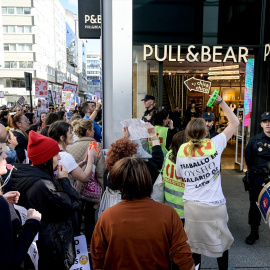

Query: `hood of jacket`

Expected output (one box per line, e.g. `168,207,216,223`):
11,163,51,194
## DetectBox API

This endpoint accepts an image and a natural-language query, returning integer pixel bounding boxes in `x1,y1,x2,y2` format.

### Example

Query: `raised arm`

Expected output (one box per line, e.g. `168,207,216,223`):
215,96,240,141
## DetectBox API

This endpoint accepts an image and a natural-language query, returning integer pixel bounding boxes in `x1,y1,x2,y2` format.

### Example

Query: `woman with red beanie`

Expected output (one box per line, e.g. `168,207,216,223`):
11,131,81,270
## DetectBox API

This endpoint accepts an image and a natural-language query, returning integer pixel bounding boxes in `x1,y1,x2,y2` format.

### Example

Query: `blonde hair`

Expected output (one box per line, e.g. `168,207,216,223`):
185,118,207,156
72,119,93,138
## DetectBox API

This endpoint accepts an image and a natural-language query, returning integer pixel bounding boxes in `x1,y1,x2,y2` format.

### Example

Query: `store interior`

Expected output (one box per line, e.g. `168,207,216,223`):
133,47,253,169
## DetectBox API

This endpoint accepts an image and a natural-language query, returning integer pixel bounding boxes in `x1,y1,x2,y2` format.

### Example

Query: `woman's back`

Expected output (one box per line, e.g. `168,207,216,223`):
92,197,192,270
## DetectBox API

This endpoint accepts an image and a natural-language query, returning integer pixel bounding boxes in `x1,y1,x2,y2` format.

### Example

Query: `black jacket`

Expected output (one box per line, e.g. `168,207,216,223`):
0,195,40,270
11,164,81,270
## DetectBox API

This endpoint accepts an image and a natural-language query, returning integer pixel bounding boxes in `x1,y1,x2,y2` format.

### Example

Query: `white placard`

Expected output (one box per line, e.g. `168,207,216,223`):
70,235,91,270
120,118,150,140
14,205,39,270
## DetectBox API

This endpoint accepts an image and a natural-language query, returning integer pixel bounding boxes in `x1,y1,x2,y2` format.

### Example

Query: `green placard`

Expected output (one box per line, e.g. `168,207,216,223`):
207,89,219,107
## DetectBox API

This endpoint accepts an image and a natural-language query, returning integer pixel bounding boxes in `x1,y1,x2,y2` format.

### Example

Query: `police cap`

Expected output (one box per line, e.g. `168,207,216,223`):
202,112,214,121
141,95,155,101
261,112,270,121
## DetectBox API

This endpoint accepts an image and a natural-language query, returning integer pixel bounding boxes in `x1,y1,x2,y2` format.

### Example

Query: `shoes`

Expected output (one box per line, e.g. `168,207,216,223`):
245,230,259,245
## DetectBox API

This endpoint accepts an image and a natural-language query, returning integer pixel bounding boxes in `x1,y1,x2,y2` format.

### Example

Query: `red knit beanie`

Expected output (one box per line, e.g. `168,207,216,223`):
27,130,60,165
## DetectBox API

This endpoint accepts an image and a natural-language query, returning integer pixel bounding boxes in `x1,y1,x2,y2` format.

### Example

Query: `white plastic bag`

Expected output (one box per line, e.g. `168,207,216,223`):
151,173,164,203
98,187,122,218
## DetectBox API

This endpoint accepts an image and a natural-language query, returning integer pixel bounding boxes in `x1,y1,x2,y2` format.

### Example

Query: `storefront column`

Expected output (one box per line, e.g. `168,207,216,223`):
137,61,148,118
102,0,133,148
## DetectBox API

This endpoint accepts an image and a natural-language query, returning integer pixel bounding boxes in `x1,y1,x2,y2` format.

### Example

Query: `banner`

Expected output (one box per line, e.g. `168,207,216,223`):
35,80,48,98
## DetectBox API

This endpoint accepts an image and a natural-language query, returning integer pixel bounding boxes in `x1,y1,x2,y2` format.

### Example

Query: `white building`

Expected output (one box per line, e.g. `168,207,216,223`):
86,51,102,96
0,0,87,107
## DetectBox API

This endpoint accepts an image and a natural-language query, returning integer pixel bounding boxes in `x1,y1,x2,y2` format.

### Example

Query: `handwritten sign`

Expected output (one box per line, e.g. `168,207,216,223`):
120,118,150,140
69,235,91,270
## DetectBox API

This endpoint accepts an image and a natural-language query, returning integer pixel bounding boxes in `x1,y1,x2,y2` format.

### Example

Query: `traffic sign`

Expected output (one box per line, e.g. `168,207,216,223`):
184,77,211,94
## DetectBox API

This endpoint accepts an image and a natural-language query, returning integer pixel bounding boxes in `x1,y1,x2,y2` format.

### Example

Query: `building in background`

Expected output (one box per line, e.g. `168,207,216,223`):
0,0,87,107
86,51,102,97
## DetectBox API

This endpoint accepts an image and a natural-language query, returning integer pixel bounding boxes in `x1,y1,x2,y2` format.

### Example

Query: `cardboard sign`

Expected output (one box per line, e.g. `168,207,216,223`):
61,90,75,111
62,82,78,94
69,235,91,270
37,98,49,113
17,96,25,105
35,80,48,98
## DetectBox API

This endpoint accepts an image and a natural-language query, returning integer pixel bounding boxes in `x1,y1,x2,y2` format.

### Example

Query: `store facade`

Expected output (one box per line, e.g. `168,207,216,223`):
102,0,270,147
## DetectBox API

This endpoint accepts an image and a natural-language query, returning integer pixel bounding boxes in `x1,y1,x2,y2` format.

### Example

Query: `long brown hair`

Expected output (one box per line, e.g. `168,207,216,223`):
169,131,187,163
9,114,29,138
185,118,207,156
110,157,153,200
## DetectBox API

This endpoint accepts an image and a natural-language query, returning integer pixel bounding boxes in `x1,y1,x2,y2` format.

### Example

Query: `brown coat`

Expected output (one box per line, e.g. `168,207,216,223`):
91,198,194,270
67,137,105,191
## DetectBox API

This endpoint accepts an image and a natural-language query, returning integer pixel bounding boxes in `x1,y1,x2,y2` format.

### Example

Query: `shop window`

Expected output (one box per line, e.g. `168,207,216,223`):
7,7,14,14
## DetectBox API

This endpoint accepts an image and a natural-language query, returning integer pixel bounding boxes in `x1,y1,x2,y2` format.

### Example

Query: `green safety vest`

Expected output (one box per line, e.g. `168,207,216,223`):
149,126,168,154
178,139,216,157
163,151,185,217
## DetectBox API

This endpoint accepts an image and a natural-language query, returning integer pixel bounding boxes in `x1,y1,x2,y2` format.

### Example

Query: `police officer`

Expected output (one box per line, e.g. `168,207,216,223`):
245,111,270,245
141,95,157,124
202,112,219,138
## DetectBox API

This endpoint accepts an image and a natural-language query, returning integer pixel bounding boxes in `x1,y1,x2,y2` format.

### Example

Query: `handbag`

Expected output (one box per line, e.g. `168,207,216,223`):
74,165,102,202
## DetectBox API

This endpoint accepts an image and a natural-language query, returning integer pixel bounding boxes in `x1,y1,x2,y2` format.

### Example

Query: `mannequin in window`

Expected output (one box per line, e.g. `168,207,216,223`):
185,100,199,126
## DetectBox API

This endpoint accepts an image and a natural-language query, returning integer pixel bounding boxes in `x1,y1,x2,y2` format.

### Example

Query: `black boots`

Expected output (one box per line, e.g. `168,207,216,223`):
246,227,259,245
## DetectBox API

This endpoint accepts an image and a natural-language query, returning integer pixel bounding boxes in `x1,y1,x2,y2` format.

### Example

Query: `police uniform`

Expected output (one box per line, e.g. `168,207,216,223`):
202,112,219,139
245,111,270,245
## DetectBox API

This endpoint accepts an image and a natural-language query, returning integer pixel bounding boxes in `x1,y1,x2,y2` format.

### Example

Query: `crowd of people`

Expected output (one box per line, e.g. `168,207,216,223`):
0,94,269,270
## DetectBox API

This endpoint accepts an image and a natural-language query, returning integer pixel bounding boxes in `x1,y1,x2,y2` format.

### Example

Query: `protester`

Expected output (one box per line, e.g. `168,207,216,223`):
25,112,37,125
38,112,47,129
81,101,102,142
57,111,66,121
151,109,177,154
99,124,163,216
11,131,81,270
27,124,41,134
163,131,186,224
0,110,9,127
48,120,96,185
14,106,23,115
44,112,59,126
0,141,41,270
91,157,195,270
68,119,105,243
9,114,30,163
176,95,239,270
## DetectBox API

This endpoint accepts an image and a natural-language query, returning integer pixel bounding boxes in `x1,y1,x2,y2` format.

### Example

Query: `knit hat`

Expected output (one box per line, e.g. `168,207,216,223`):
27,130,60,165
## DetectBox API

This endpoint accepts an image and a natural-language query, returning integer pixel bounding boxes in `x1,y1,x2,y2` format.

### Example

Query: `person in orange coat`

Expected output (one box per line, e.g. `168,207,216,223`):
91,157,195,270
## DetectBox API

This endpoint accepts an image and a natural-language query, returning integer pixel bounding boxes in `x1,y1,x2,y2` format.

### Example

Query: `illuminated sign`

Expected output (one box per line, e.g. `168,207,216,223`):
143,45,249,63
244,59,255,127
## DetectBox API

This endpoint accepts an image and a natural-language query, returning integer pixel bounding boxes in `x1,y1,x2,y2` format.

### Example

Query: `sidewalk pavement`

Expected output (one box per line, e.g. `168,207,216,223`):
201,169,270,270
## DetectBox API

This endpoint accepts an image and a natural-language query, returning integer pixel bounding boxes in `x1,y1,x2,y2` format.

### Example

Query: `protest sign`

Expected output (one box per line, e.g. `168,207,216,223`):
62,90,75,111
17,96,25,105
47,90,54,105
35,80,48,98
69,235,91,270
0,91,4,98
120,118,150,140
63,82,78,94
